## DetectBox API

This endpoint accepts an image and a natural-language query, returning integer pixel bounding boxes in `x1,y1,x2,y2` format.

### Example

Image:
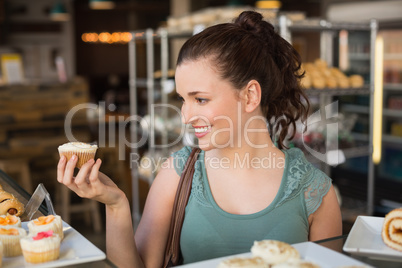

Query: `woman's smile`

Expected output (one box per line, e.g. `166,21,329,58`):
193,126,212,138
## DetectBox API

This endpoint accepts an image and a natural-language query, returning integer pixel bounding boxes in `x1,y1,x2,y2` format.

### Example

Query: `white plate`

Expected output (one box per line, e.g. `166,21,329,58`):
343,216,402,261
179,241,370,268
3,221,106,268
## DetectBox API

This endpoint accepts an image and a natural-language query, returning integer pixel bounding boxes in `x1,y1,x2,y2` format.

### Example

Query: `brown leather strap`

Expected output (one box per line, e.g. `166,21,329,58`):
163,148,201,268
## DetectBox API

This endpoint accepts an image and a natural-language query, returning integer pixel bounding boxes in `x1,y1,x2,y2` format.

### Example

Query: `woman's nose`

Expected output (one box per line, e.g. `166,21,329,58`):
181,105,196,125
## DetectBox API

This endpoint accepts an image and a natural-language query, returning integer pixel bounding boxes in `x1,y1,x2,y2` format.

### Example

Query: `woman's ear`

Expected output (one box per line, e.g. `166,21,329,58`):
244,80,262,113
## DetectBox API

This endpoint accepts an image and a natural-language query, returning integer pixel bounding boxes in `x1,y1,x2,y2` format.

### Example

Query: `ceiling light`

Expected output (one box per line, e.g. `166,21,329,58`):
89,0,115,10
255,0,282,10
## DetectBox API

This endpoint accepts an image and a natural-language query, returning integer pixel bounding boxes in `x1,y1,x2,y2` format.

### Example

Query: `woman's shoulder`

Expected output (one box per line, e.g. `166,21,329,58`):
285,147,330,180
285,147,317,179
282,147,332,215
172,145,193,159
285,147,307,163
171,146,201,175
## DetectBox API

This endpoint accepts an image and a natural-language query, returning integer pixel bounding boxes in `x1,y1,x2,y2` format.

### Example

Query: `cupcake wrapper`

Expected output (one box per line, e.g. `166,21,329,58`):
22,248,60,264
0,228,26,257
0,235,23,257
58,149,97,168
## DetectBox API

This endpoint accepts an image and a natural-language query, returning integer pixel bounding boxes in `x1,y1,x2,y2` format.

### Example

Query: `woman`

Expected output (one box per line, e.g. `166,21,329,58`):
57,11,342,267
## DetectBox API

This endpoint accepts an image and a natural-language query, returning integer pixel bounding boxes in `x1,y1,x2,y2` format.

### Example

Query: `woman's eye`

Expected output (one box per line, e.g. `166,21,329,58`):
196,98,208,104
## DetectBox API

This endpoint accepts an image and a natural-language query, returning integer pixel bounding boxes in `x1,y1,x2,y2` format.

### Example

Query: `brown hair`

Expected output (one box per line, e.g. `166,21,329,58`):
177,11,309,149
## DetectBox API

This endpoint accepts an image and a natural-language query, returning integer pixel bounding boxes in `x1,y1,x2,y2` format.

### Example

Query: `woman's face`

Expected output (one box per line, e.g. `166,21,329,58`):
175,59,245,151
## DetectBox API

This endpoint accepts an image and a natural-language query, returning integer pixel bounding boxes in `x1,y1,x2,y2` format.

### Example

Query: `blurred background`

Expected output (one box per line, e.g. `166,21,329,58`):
0,0,402,252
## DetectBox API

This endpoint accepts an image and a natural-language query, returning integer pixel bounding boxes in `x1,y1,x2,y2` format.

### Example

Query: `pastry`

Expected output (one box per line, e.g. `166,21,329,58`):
20,230,61,264
312,77,326,89
330,67,345,78
349,75,364,88
218,256,268,268
0,214,21,227
337,77,350,89
251,240,300,265
382,208,402,252
301,59,356,90
272,259,320,268
314,58,327,70
0,190,25,217
28,215,64,240
326,77,338,89
58,142,98,168
0,227,27,257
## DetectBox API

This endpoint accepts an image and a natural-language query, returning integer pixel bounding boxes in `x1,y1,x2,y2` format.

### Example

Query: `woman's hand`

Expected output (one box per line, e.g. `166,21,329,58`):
57,155,125,209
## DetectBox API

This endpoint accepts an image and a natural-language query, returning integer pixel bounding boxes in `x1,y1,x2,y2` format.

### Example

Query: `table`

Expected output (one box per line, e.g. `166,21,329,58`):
0,169,117,268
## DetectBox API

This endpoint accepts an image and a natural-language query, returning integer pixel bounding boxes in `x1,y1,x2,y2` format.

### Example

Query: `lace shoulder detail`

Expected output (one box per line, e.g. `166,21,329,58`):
171,147,211,208
276,148,332,216
191,153,212,208
303,167,331,216
171,146,193,176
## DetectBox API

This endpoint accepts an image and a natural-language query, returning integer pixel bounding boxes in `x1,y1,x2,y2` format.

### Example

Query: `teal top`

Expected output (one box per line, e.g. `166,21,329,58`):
172,146,332,264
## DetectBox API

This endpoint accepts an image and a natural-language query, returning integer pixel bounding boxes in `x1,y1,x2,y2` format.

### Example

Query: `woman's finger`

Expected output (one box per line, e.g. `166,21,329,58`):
57,156,67,183
88,159,102,186
74,159,95,185
63,155,78,186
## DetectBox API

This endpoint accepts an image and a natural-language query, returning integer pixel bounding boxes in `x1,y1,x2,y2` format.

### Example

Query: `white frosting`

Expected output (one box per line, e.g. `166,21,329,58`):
20,234,61,253
0,226,27,236
28,215,64,240
58,142,97,150
251,240,300,265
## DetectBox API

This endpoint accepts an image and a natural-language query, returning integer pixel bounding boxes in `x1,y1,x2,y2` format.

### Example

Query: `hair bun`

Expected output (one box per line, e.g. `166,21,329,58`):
235,11,275,44
235,11,263,30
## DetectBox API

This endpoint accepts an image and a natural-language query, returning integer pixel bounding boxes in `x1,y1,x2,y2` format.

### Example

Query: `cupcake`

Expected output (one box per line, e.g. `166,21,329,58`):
251,240,300,265
218,256,268,268
20,230,61,264
0,215,21,227
28,215,64,240
58,142,98,168
0,227,27,257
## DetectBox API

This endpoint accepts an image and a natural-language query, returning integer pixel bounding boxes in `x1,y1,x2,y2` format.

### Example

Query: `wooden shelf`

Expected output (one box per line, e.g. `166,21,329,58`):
0,79,92,160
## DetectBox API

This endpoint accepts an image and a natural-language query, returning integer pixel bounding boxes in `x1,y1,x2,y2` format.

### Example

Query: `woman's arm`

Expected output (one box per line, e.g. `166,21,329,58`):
57,155,142,267
105,192,141,268
134,157,181,268
308,185,342,241
57,155,180,268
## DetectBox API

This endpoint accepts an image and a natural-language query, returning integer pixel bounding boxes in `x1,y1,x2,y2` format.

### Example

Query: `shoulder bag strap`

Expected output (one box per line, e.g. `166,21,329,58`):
163,147,201,268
